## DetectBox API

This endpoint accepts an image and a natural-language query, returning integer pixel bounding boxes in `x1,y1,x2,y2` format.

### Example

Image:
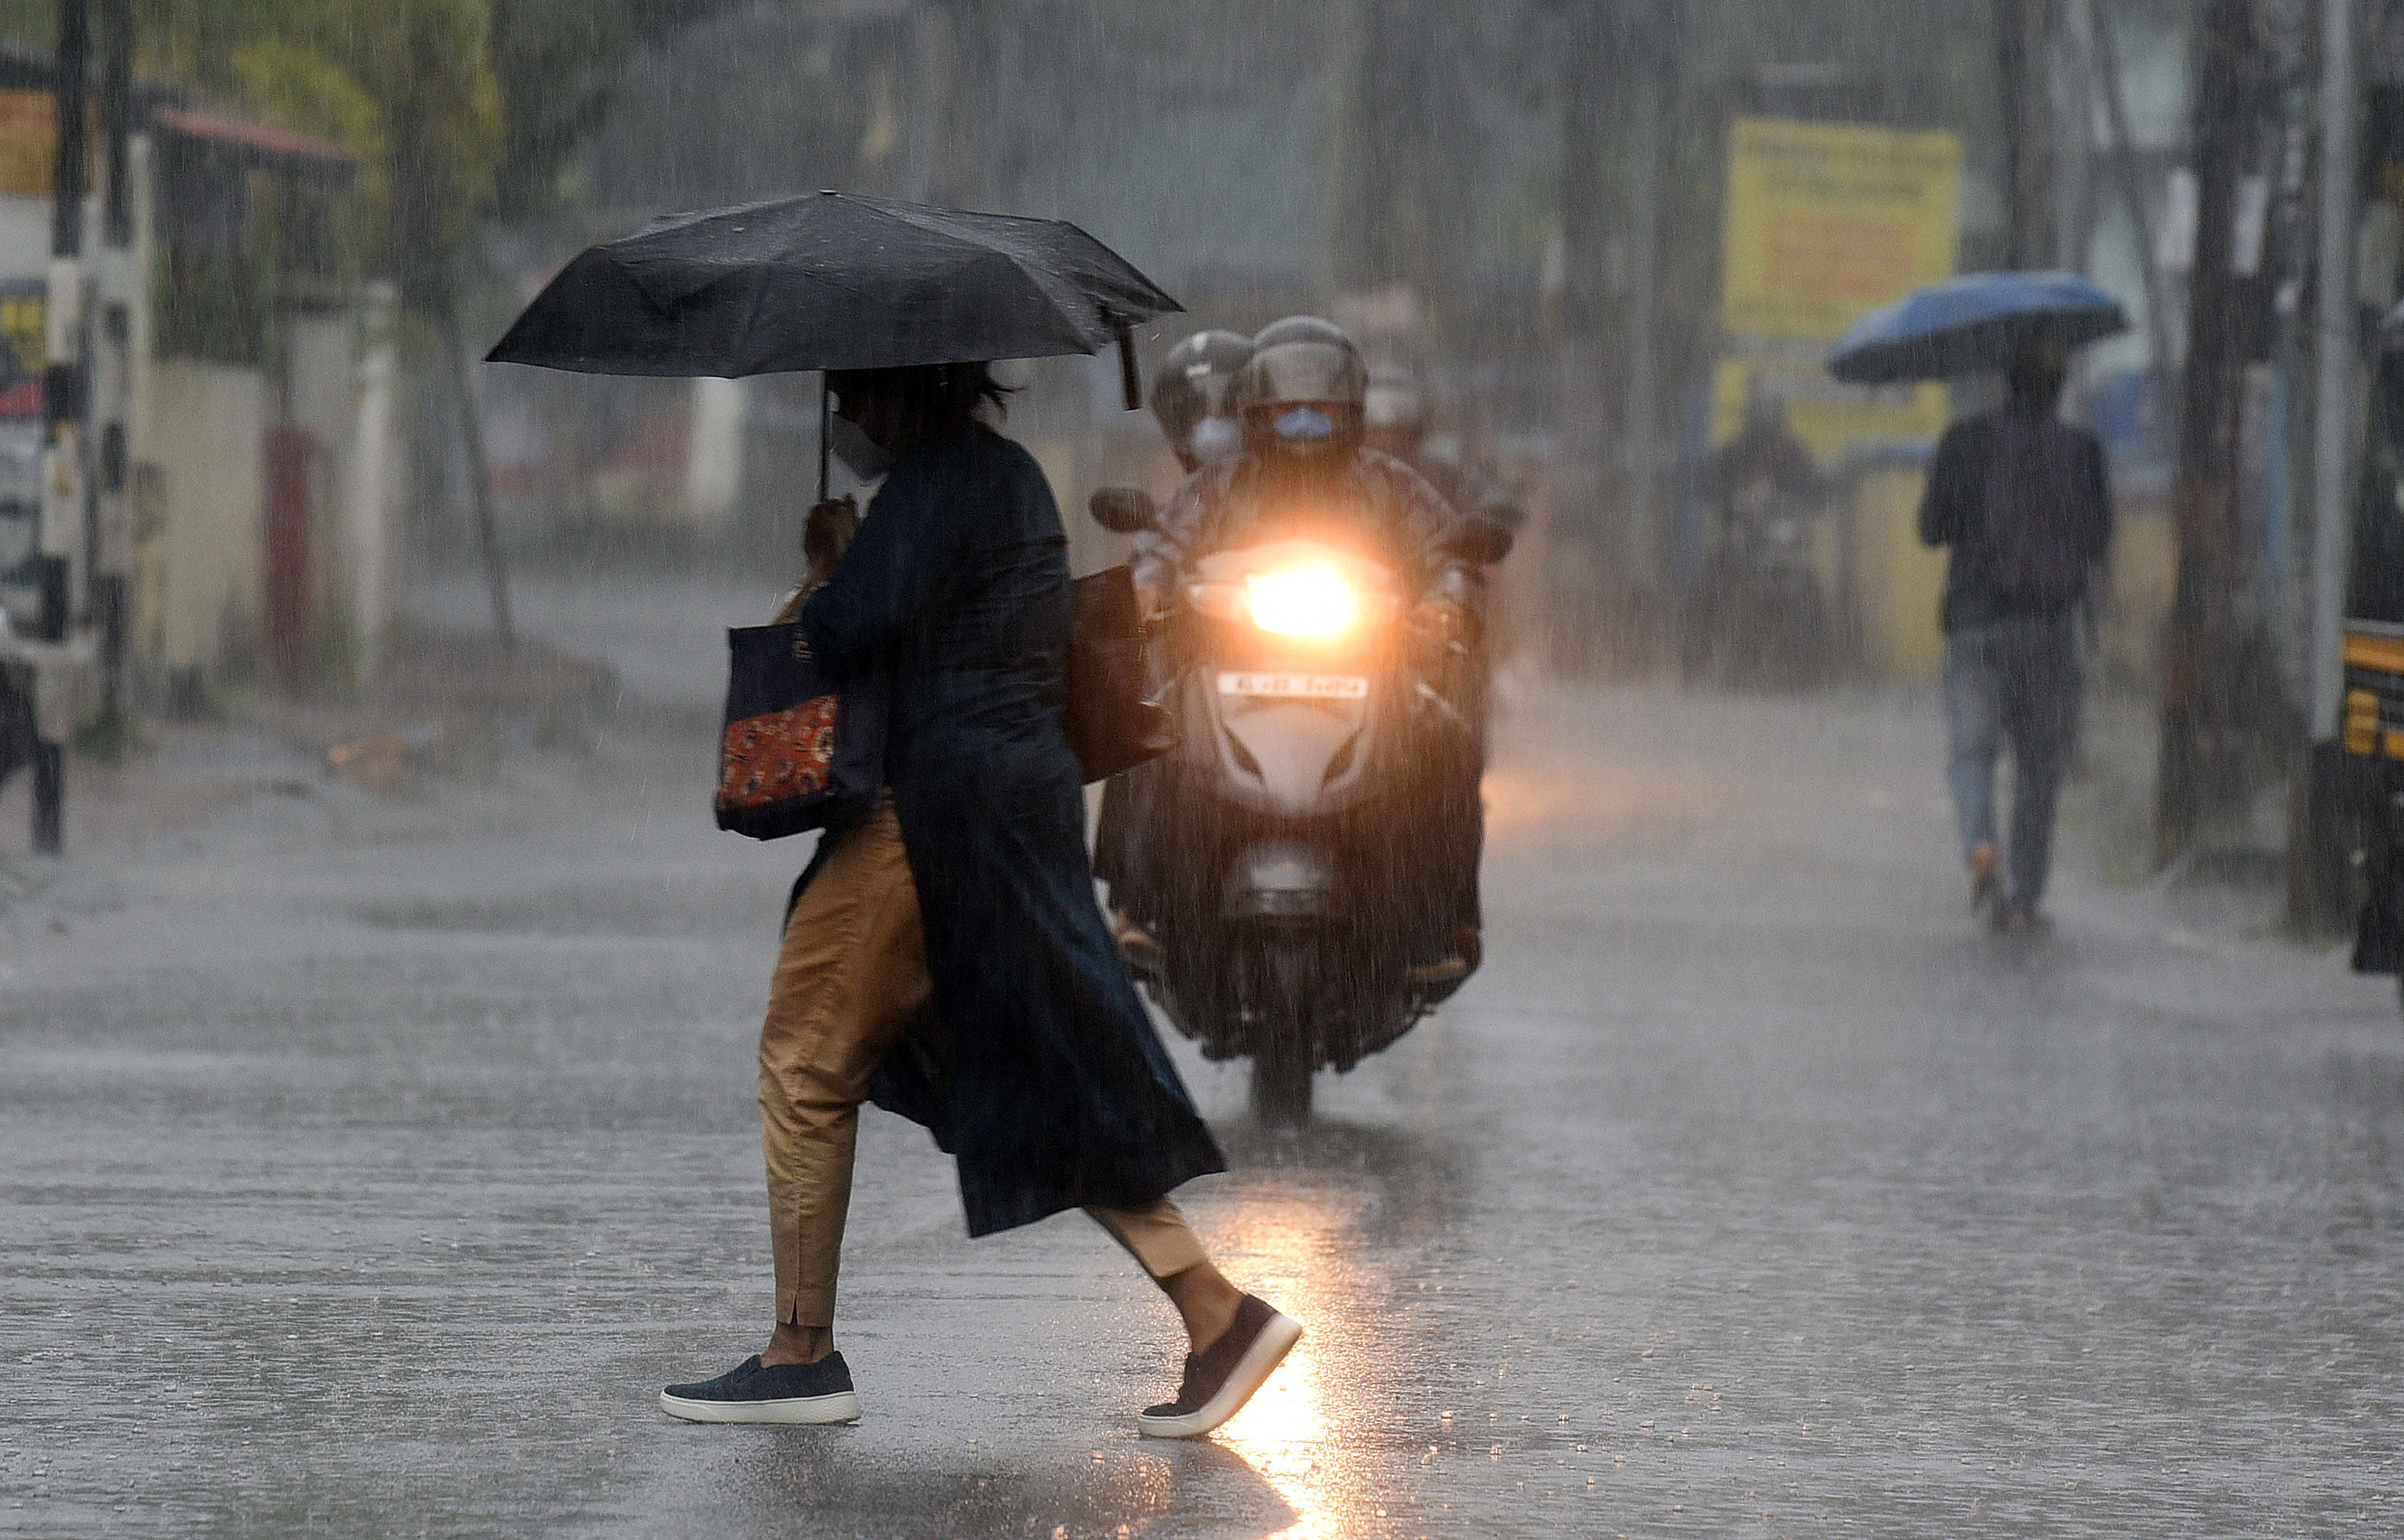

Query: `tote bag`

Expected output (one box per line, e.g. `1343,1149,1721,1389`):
1066,565,1176,783
713,621,887,840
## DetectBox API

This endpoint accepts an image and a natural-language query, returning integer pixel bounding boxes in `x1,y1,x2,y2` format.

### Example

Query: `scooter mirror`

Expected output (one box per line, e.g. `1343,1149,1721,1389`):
1088,485,1158,534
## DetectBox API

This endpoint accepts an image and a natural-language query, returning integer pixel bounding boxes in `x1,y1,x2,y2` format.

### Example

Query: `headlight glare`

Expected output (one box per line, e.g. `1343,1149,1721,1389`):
1244,562,1360,641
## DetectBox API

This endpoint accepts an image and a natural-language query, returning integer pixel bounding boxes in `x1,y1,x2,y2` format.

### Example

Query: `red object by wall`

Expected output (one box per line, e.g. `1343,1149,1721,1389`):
263,425,317,679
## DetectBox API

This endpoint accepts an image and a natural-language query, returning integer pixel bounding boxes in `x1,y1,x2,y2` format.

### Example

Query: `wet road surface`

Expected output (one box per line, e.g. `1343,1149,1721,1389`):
5,658,2403,1536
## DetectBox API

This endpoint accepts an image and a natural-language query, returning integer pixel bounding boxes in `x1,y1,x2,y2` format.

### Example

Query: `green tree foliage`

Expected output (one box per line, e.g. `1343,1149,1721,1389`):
486,0,733,218
140,0,502,310
0,1,725,304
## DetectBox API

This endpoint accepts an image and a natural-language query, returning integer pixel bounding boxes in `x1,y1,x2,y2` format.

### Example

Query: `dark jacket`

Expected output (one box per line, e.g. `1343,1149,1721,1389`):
1918,406,2112,633
800,422,1224,1237
1131,447,1485,611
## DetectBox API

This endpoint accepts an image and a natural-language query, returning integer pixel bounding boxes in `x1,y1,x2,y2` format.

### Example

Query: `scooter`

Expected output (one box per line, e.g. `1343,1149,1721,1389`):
1681,477,1837,689
1090,488,1468,1120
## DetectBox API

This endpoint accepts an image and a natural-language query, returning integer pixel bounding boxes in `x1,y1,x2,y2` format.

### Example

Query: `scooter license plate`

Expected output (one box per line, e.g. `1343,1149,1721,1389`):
1217,671,1369,700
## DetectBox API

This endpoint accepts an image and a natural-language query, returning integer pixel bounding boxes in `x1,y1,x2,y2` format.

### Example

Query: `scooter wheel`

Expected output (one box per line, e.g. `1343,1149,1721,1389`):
1249,1040,1313,1123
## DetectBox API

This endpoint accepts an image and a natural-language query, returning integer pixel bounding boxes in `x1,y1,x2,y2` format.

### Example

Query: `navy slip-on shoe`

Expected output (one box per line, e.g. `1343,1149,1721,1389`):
1137,1295,1302,1439
660,1351,861,1426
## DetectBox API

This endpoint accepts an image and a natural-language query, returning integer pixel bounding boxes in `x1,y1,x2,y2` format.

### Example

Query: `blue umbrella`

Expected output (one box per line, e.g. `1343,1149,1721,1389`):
1824,270,2128,385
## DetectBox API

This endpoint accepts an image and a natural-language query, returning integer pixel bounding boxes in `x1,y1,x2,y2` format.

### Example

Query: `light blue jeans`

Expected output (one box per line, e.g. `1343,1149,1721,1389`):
1942,614,2081,913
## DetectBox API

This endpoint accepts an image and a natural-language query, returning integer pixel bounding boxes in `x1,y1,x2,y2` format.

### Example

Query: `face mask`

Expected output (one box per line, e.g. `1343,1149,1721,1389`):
1188,415,1242,465
829,411,894,482
1272,406,1336,444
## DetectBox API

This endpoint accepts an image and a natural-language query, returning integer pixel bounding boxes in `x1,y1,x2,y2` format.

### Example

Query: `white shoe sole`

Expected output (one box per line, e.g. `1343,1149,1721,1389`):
658,1387,861,1426
1136,1312,1304,1439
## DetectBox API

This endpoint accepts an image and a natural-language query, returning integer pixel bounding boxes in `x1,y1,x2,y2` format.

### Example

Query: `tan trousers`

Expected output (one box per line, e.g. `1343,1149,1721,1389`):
760,799,1208,1327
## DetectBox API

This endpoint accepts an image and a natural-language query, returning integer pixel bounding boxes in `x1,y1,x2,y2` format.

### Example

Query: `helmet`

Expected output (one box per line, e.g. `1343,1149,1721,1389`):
1231,324,1368,461
1231,332,1368,457
1150,330,1253,468
1232,332,1369,459
1363,363,1431,448
1251,314,1351,352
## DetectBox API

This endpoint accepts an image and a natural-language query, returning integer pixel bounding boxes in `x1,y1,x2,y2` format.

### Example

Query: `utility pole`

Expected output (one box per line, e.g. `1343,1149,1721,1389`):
2292,0,2360,926
1995,0,2063,270
2157,0,2275,862
1549,0,1638,669
31,0,89,853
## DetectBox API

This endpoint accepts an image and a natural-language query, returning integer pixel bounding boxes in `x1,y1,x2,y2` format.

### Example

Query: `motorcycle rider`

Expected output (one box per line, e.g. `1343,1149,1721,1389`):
1132,317,1351,624
1116,318,1488,986
1685,376,1828,681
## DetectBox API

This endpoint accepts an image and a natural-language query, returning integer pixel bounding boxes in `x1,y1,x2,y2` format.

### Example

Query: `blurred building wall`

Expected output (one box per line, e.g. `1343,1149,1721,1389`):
143,359,264,674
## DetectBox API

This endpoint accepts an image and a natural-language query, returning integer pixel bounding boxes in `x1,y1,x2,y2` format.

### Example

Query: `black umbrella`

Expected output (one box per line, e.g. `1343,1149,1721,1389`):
487,190,1183,494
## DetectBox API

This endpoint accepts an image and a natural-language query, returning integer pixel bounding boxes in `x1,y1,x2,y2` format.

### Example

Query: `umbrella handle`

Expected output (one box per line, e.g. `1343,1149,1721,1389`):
818,374,832,503
1116,321,1140,411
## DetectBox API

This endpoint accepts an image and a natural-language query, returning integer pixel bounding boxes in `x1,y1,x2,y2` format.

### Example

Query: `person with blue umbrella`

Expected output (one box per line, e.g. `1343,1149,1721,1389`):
1829,273,2123,934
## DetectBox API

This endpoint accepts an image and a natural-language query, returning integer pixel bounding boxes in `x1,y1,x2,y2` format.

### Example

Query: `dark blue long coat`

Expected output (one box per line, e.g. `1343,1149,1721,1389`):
800,422,1226,1237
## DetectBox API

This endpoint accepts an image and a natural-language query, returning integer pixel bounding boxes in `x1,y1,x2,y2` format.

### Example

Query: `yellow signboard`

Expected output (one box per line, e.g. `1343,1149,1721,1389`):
1711,117,1963,449
1720,116,1962,343
1706,118,1963,678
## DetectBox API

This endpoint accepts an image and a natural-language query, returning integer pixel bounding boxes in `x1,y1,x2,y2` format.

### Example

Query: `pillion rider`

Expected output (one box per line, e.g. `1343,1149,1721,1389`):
1114,317,1489,985
1148,328,1254,474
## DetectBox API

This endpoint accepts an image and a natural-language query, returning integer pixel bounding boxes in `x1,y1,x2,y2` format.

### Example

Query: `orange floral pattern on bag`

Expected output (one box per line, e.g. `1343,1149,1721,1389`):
716,697,840,811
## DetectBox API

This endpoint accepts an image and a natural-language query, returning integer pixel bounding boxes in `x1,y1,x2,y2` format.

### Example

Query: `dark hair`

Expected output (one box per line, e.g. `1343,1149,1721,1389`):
2005,332,2068,409
829,361,1011,451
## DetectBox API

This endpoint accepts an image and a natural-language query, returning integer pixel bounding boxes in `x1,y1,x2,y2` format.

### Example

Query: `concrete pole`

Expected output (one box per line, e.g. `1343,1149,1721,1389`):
346,282,397,680
2308,0,2358,742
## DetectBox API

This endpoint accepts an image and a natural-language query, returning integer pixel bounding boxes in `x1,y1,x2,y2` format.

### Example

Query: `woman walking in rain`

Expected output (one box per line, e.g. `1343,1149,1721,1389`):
661,361,1300,1437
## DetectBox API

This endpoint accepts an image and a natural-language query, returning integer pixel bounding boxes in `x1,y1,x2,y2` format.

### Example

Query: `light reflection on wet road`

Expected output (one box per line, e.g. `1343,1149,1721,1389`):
5,678,2403,1536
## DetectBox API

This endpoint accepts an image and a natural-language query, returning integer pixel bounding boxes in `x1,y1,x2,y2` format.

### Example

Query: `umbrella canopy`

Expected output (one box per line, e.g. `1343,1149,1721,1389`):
486,190,1181,378
1824,270,2128,386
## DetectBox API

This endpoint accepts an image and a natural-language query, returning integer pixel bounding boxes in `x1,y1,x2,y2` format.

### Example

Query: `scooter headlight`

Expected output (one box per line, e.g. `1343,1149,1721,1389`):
1244,562,1360,642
